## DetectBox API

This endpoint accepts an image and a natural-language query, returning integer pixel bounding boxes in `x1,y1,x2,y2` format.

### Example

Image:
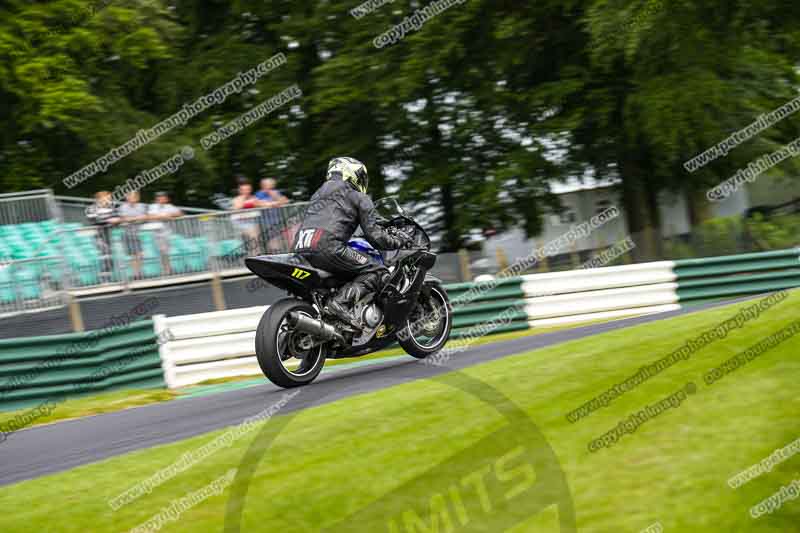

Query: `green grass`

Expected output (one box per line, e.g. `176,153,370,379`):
1,291,798,532
0,388,178,429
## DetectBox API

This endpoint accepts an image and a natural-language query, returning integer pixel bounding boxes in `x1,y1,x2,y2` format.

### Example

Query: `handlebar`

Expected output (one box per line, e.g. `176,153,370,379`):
381,214,431,251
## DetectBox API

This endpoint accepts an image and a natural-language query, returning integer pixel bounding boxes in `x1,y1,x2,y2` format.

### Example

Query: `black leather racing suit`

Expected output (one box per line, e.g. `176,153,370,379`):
293,178,407,319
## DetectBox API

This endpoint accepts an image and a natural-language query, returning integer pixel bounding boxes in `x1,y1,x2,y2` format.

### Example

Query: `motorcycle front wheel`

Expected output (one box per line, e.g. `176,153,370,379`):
399,283,452,359
255,298,327,388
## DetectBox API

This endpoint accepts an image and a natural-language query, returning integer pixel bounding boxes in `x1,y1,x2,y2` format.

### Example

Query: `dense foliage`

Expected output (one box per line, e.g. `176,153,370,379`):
1,0,798,249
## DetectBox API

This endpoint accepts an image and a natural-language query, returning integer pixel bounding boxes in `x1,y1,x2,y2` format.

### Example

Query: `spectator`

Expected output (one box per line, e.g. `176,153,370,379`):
256,178,290,253
232,176,259,209
147,191,183,220
255,178,289,208
86,190,120,227
118,191,148,279
231,177,262,252
144,192,183,275
86,191,120,278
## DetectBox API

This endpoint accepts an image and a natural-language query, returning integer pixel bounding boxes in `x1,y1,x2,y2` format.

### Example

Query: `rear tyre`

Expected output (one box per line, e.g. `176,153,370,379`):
255,298,326,388
399,283,452,359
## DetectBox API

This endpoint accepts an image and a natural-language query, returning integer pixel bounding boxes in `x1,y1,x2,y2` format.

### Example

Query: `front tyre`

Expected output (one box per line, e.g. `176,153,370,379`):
255,298,326,388
399,283,452,359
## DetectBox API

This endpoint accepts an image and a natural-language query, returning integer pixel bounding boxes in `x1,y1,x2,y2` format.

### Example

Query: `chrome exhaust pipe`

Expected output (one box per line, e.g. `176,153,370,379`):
288,312,346,345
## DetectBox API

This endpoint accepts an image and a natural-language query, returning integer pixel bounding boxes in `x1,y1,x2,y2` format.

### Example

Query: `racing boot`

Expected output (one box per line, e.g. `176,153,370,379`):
324,282,364,330
324,272,381,330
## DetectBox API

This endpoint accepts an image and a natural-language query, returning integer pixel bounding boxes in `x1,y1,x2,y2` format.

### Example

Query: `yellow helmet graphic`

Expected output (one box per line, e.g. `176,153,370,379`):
326,157,369,193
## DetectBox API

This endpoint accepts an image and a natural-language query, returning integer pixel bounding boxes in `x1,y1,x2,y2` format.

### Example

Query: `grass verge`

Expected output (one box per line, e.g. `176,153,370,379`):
0,389,178,429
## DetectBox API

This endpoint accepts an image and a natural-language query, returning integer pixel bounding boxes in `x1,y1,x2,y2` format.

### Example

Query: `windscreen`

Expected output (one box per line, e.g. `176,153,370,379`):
373,196,405,220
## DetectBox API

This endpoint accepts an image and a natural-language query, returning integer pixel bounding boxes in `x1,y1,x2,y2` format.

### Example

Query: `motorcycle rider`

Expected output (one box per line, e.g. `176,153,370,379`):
294,157,412,328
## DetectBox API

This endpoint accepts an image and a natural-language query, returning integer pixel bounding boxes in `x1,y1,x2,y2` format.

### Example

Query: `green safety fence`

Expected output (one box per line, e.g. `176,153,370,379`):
675,248,800,303
444,277,530,339
0,320,165,411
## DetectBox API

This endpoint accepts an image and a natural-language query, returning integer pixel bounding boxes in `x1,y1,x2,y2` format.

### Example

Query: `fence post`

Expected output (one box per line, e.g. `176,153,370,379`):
570,242,581,269
622,232,634,264
643,226,658,261
211,273,226,311
537,242,549,273
46,188,62,222
495,247,509,272
67,294,84,332
458,249,472,282
206,213,225,273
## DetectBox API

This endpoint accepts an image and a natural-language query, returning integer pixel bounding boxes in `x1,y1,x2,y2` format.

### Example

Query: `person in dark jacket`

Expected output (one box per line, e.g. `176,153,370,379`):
294,157,411,327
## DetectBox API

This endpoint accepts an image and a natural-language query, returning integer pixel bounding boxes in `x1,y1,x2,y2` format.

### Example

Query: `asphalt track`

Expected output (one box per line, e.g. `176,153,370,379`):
0,298,755,487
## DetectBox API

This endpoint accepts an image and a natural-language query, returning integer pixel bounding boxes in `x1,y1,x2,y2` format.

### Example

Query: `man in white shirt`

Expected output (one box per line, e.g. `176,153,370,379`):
143,192,183,275
147,191,183,221
119,191,148,279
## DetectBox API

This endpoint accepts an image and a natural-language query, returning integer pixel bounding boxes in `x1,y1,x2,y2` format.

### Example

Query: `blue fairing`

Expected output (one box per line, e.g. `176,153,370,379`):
348,238,384,265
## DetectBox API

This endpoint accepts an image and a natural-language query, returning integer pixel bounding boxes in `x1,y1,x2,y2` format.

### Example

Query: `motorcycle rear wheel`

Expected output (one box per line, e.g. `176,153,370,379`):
255,298,327,388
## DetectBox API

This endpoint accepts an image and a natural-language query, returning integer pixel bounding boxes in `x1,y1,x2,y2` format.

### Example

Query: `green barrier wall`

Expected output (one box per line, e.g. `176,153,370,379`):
0,320,165,411
445,277,530,339
675,248,800,303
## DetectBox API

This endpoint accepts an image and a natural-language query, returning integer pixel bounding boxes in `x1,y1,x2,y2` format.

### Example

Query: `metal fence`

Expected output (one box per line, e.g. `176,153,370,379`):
0,256,68,316
211,202,307,271
49,203,309,290
0,198,313,314
0,198,479,303
0,190,59,225
53,195,218,224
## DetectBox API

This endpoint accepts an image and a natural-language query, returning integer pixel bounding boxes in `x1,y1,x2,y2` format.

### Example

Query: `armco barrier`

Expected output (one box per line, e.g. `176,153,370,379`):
0,320,165,411
521,262,681,327
675,248,800,303
156,278,531,389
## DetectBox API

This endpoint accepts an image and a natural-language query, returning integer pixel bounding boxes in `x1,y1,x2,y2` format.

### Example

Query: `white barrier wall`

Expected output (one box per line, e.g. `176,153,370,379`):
522,262,680,327
153,306,267,389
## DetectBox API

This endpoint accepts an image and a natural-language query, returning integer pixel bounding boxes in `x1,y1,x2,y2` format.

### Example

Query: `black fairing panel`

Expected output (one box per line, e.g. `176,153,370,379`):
380,267,426,330
418,251,436,270
329,336,396,359
245,254,333,299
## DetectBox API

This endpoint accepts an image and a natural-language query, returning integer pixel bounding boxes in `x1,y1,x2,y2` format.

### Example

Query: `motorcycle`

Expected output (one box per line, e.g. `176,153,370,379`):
245,197,453,388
